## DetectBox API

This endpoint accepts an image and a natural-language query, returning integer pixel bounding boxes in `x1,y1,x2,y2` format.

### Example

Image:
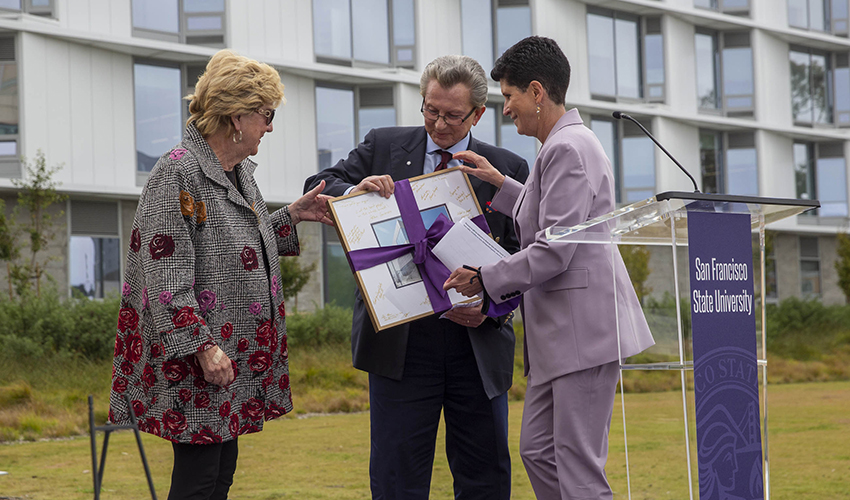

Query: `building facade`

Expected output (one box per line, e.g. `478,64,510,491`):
0,0,847,308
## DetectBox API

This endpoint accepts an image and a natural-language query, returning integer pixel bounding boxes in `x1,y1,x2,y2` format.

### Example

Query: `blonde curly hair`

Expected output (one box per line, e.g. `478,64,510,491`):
186,50,286,138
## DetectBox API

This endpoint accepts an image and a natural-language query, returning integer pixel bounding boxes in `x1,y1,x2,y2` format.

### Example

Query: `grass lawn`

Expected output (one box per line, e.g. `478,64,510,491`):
1,381,847,499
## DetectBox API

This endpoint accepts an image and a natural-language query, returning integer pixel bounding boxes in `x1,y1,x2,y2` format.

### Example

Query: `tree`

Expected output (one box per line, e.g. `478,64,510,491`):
279,255,317,309
620,245,652,305
10,151,67,297
835,232,850,303
0,198,20,299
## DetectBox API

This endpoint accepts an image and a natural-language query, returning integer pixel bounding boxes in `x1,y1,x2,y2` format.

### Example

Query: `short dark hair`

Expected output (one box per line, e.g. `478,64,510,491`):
490,36,570,106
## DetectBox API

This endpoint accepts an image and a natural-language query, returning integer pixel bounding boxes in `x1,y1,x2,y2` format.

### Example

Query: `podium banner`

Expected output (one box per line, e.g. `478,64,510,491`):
688,210,764,500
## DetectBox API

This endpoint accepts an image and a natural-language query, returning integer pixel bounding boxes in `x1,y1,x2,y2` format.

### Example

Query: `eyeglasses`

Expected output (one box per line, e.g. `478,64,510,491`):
420,101,476,126
256,108,275,125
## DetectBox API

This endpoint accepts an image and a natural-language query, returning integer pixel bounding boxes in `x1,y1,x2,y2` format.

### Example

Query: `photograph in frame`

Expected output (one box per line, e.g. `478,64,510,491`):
328,168,484,331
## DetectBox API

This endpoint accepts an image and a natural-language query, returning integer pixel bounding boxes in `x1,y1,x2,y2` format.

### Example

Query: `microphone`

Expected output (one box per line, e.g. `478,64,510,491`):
612,111,700,193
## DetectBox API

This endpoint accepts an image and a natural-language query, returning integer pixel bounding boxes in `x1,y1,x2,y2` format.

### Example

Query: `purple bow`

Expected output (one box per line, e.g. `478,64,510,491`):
347,179,490,314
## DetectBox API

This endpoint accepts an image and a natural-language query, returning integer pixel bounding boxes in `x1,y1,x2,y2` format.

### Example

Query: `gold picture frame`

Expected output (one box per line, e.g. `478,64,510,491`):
328,167,484,331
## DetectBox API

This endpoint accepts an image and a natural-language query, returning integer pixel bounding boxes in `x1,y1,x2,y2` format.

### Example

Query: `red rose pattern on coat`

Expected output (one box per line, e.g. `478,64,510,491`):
149,234,175,260
109,125,297,444
240,246,259,271
130,228,141,253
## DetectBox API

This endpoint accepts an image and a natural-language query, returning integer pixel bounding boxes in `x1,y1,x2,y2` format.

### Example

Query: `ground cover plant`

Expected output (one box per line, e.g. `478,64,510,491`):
1,294,849,442
0,382,846,499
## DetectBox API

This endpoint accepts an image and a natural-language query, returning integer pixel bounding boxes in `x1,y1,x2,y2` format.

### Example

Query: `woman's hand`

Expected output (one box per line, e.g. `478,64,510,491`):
195,346,234,387
443,306,487,328
453,151,506,189
289,180,334,226
443,267,483,297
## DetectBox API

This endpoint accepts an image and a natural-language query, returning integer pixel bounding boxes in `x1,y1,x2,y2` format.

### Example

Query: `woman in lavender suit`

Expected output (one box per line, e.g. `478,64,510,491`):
444,36,655,500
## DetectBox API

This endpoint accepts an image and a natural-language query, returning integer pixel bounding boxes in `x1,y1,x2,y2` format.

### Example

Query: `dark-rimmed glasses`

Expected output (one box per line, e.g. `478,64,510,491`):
420,100,476,126
256,108,275,125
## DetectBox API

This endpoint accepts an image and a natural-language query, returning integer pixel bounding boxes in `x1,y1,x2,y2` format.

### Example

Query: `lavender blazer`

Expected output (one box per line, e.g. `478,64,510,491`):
481,109,654,385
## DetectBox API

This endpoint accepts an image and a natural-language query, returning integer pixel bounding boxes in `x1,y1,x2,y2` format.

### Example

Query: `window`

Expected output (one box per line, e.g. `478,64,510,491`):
700,130,758,195
788,0,849,35
694,0,750,15
591,116,656,204
0,37,18,178
358,88,396,143
790,48,831,125
316,84,397,308
726,133,758,195
133,62,184,180
587,8,665,102
799,236,821,297
461,0,532,74
313,0,415,68
695,30,754,117
794,141,848,216
790,48,850,127
316,85,396,170
69,201,121,299
132,0,225,46
475,105,538,168
0,0,54,17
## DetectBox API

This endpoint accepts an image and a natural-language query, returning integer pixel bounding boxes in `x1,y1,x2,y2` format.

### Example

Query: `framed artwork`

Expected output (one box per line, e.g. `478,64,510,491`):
328,168,484,331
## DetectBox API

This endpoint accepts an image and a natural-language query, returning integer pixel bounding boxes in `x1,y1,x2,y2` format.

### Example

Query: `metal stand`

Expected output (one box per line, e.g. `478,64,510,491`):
88,394,157,500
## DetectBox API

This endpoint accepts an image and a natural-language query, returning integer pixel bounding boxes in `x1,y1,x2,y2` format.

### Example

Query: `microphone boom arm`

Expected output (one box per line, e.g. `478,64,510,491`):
612,111,700,193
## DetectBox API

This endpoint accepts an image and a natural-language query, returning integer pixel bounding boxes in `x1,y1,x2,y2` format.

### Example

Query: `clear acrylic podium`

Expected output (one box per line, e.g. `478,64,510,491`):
545,191,819,500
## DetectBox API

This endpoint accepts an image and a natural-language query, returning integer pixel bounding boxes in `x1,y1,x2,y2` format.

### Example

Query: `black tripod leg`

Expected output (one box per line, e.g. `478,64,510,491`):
88,396,100,500
123,394,158,500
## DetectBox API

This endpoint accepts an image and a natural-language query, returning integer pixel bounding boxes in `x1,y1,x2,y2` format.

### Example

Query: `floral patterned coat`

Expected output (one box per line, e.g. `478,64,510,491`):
109,123,298,444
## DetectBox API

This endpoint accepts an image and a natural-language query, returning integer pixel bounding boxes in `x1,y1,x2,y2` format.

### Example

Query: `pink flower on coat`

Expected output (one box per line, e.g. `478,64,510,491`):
271,276,280,298
159,291,173,304
169,148,187,160
122,282,131,296
142,287,149,310
249,302,262,315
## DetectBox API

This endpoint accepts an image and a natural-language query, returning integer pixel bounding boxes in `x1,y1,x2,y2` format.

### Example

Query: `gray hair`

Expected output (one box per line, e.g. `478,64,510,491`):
419,55,488,108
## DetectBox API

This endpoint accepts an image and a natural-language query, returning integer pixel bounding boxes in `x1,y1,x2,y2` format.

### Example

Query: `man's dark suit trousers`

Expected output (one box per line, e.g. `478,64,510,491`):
367,315,511,500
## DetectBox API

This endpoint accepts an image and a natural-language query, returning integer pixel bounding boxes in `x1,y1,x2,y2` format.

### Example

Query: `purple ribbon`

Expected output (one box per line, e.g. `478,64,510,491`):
347,179,490,314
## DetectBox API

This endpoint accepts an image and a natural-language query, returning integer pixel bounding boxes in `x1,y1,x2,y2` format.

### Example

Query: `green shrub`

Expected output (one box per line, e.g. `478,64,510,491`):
285,304,353,347
0,289,119,361
765,297,850,360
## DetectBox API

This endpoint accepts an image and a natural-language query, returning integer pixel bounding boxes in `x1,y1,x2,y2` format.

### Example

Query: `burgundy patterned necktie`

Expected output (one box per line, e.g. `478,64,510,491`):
434,150,453,171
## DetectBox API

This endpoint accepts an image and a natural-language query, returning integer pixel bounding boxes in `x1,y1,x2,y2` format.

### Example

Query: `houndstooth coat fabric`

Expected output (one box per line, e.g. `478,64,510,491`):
108,123,298,444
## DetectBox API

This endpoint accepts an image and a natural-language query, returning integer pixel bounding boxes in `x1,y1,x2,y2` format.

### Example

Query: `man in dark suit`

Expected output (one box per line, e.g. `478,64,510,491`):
304,54,529,500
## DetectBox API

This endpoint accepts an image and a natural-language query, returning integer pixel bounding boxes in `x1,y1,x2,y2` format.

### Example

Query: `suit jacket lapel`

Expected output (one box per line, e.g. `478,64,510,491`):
465,137,485,192
390,127,427,179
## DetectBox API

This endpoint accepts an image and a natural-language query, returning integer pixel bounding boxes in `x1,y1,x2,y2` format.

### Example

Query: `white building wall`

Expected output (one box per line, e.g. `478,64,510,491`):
664,15,697,115
1,0,848,305
19,33,136,193
752,30,792,126
253,72,318,205
229,0,314,64
58,0,132,37
417,0,462,68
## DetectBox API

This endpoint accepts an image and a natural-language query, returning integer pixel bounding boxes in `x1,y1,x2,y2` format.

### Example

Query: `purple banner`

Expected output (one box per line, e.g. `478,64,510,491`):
688,210,764,500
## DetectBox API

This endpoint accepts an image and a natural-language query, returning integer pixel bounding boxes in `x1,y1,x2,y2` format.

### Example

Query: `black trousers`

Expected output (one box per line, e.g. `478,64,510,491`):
368,316,511,500
168,438,238,500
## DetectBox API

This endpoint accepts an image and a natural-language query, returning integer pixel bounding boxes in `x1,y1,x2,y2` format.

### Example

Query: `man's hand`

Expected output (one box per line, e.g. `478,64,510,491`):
195,346,234,387
352,175,394,198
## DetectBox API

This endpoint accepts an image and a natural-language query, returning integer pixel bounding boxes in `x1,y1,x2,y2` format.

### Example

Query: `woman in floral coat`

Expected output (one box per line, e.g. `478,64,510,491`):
109,49,332,500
